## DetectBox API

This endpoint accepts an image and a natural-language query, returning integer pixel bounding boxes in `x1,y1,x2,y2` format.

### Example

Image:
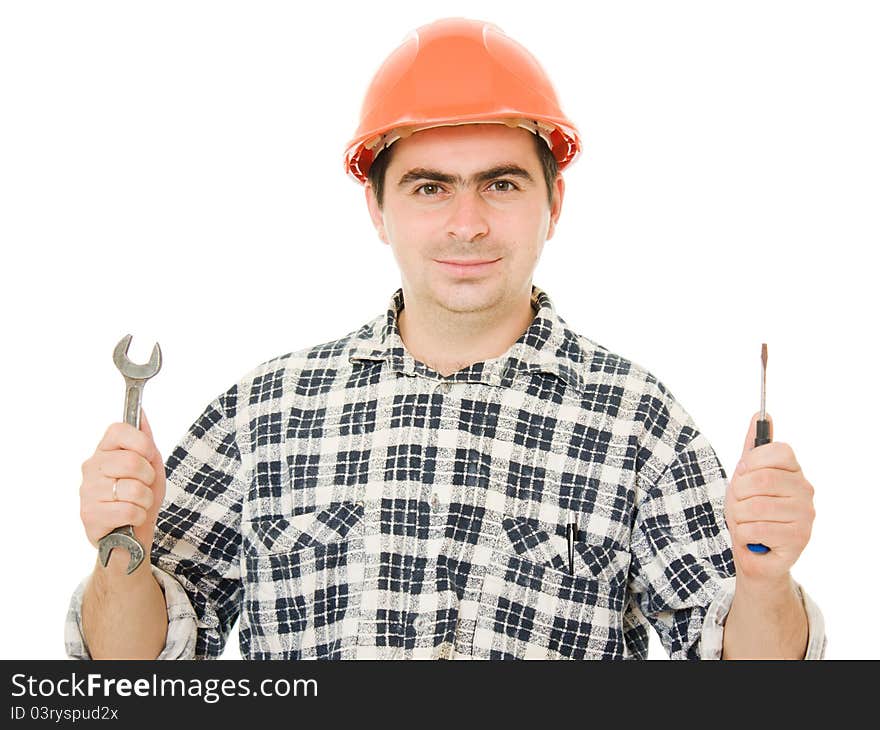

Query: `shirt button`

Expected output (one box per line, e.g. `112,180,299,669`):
431,495,439,509
414,615,429,632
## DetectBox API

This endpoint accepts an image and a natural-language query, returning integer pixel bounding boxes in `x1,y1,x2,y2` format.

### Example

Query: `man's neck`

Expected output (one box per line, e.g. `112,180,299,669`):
397,288,537,377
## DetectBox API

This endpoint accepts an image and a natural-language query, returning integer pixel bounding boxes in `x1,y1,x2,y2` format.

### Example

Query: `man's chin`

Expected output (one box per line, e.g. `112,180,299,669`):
431,281,505,315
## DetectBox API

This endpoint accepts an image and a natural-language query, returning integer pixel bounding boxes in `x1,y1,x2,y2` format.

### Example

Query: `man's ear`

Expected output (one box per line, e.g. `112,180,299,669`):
546,174,565,241
364,182,389,244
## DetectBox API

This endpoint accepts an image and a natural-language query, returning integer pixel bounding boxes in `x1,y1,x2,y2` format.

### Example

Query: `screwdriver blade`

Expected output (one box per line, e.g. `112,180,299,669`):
760,342,767,420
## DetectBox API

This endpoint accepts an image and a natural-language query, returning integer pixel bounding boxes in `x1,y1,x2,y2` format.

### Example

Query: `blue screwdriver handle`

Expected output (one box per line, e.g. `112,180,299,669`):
747,418,772,553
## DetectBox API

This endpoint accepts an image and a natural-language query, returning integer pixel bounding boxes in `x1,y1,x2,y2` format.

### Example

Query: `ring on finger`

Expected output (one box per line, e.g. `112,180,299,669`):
111,478,119,501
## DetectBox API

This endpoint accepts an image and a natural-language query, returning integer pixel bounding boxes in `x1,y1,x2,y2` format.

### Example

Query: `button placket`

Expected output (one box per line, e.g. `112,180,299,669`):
421,376,460,654
429,378,450,516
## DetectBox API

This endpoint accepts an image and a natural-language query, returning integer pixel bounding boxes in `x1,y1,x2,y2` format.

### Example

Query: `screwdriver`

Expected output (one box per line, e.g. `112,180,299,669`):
747,342,772,554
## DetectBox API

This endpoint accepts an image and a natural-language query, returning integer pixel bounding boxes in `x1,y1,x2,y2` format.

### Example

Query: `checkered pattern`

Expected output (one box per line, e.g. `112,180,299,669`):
65,285,826,660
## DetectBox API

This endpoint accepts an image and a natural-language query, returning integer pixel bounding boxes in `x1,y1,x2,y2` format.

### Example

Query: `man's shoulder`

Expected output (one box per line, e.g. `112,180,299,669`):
562,326,674,403
231,315,384,394
565,328,706,472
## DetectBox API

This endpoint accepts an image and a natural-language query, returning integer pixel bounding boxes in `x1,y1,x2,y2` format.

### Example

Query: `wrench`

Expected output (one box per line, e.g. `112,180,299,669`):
96,334,162,575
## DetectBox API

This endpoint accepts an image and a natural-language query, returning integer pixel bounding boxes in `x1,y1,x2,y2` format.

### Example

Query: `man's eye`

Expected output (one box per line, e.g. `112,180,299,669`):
414,181,518,196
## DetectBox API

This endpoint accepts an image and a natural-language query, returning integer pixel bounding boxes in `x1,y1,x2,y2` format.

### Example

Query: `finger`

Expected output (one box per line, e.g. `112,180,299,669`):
84,501,149,539
80,473,155,509
735,521,797,550
92,449,156,487
97,421,159,463
736,441,800,477
730,468,810,500
97,476,155,511
728,494,807,525
741,411,773,456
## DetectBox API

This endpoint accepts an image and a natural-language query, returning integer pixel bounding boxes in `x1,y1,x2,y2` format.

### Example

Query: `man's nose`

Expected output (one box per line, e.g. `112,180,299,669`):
445,188,489,242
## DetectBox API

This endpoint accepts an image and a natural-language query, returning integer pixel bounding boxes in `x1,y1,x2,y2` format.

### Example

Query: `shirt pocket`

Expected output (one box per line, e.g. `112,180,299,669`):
472,515,631,660
241,501,365,659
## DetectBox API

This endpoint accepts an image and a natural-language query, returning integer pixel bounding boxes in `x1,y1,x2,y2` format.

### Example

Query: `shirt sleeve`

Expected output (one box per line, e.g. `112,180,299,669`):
64,564,199,660
150,384,246,659
627,428,738,660
64,384,247,660
699,576,827,659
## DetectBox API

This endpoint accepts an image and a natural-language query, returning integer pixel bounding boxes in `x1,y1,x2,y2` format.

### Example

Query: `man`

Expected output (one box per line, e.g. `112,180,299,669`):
66,17,825,660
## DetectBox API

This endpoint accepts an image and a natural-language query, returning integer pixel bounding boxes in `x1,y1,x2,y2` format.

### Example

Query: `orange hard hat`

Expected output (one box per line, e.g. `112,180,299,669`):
344,17,582,184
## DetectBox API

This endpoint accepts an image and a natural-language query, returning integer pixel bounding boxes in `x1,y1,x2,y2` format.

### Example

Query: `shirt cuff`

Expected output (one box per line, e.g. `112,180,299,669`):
64,564,199,660
699,576,827,659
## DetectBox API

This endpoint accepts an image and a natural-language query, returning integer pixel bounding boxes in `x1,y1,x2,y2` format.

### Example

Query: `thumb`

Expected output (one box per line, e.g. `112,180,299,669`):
739,410,773,461
139,408,162,462
139,407,153,439
139,407,166,496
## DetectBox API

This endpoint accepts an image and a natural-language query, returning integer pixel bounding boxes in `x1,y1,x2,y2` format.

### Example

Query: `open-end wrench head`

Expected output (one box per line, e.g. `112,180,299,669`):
113,334,162,380
97,531,145,575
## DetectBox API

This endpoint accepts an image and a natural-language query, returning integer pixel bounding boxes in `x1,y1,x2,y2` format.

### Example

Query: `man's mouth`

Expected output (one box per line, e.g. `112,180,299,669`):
437,258,500,265
434,258,501,276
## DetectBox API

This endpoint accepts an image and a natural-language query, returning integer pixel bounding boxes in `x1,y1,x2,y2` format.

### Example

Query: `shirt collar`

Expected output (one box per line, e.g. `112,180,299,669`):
347,285,591,392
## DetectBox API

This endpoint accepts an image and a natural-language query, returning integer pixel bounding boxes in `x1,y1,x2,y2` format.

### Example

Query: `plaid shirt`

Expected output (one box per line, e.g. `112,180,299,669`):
66,285,826,660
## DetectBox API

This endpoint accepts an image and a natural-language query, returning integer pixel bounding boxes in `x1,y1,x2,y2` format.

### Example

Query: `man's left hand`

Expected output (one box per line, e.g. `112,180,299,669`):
724,412,816,586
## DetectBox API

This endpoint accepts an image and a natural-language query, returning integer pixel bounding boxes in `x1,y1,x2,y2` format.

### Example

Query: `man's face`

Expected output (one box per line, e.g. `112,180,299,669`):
365,123,564,317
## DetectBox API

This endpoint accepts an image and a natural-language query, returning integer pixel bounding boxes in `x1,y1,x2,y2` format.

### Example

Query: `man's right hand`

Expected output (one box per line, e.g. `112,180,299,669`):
79,409,166,569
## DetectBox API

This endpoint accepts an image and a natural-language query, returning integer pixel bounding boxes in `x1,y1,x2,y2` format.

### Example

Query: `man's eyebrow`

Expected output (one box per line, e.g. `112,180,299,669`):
396,164,535,188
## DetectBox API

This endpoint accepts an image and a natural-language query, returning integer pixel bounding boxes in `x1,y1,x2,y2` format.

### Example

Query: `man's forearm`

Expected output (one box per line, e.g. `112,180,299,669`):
81,550,169,659
721,574,808,659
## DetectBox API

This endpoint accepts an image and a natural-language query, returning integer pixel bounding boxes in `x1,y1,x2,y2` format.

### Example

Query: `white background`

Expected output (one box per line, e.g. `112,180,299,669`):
1,0,877,660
